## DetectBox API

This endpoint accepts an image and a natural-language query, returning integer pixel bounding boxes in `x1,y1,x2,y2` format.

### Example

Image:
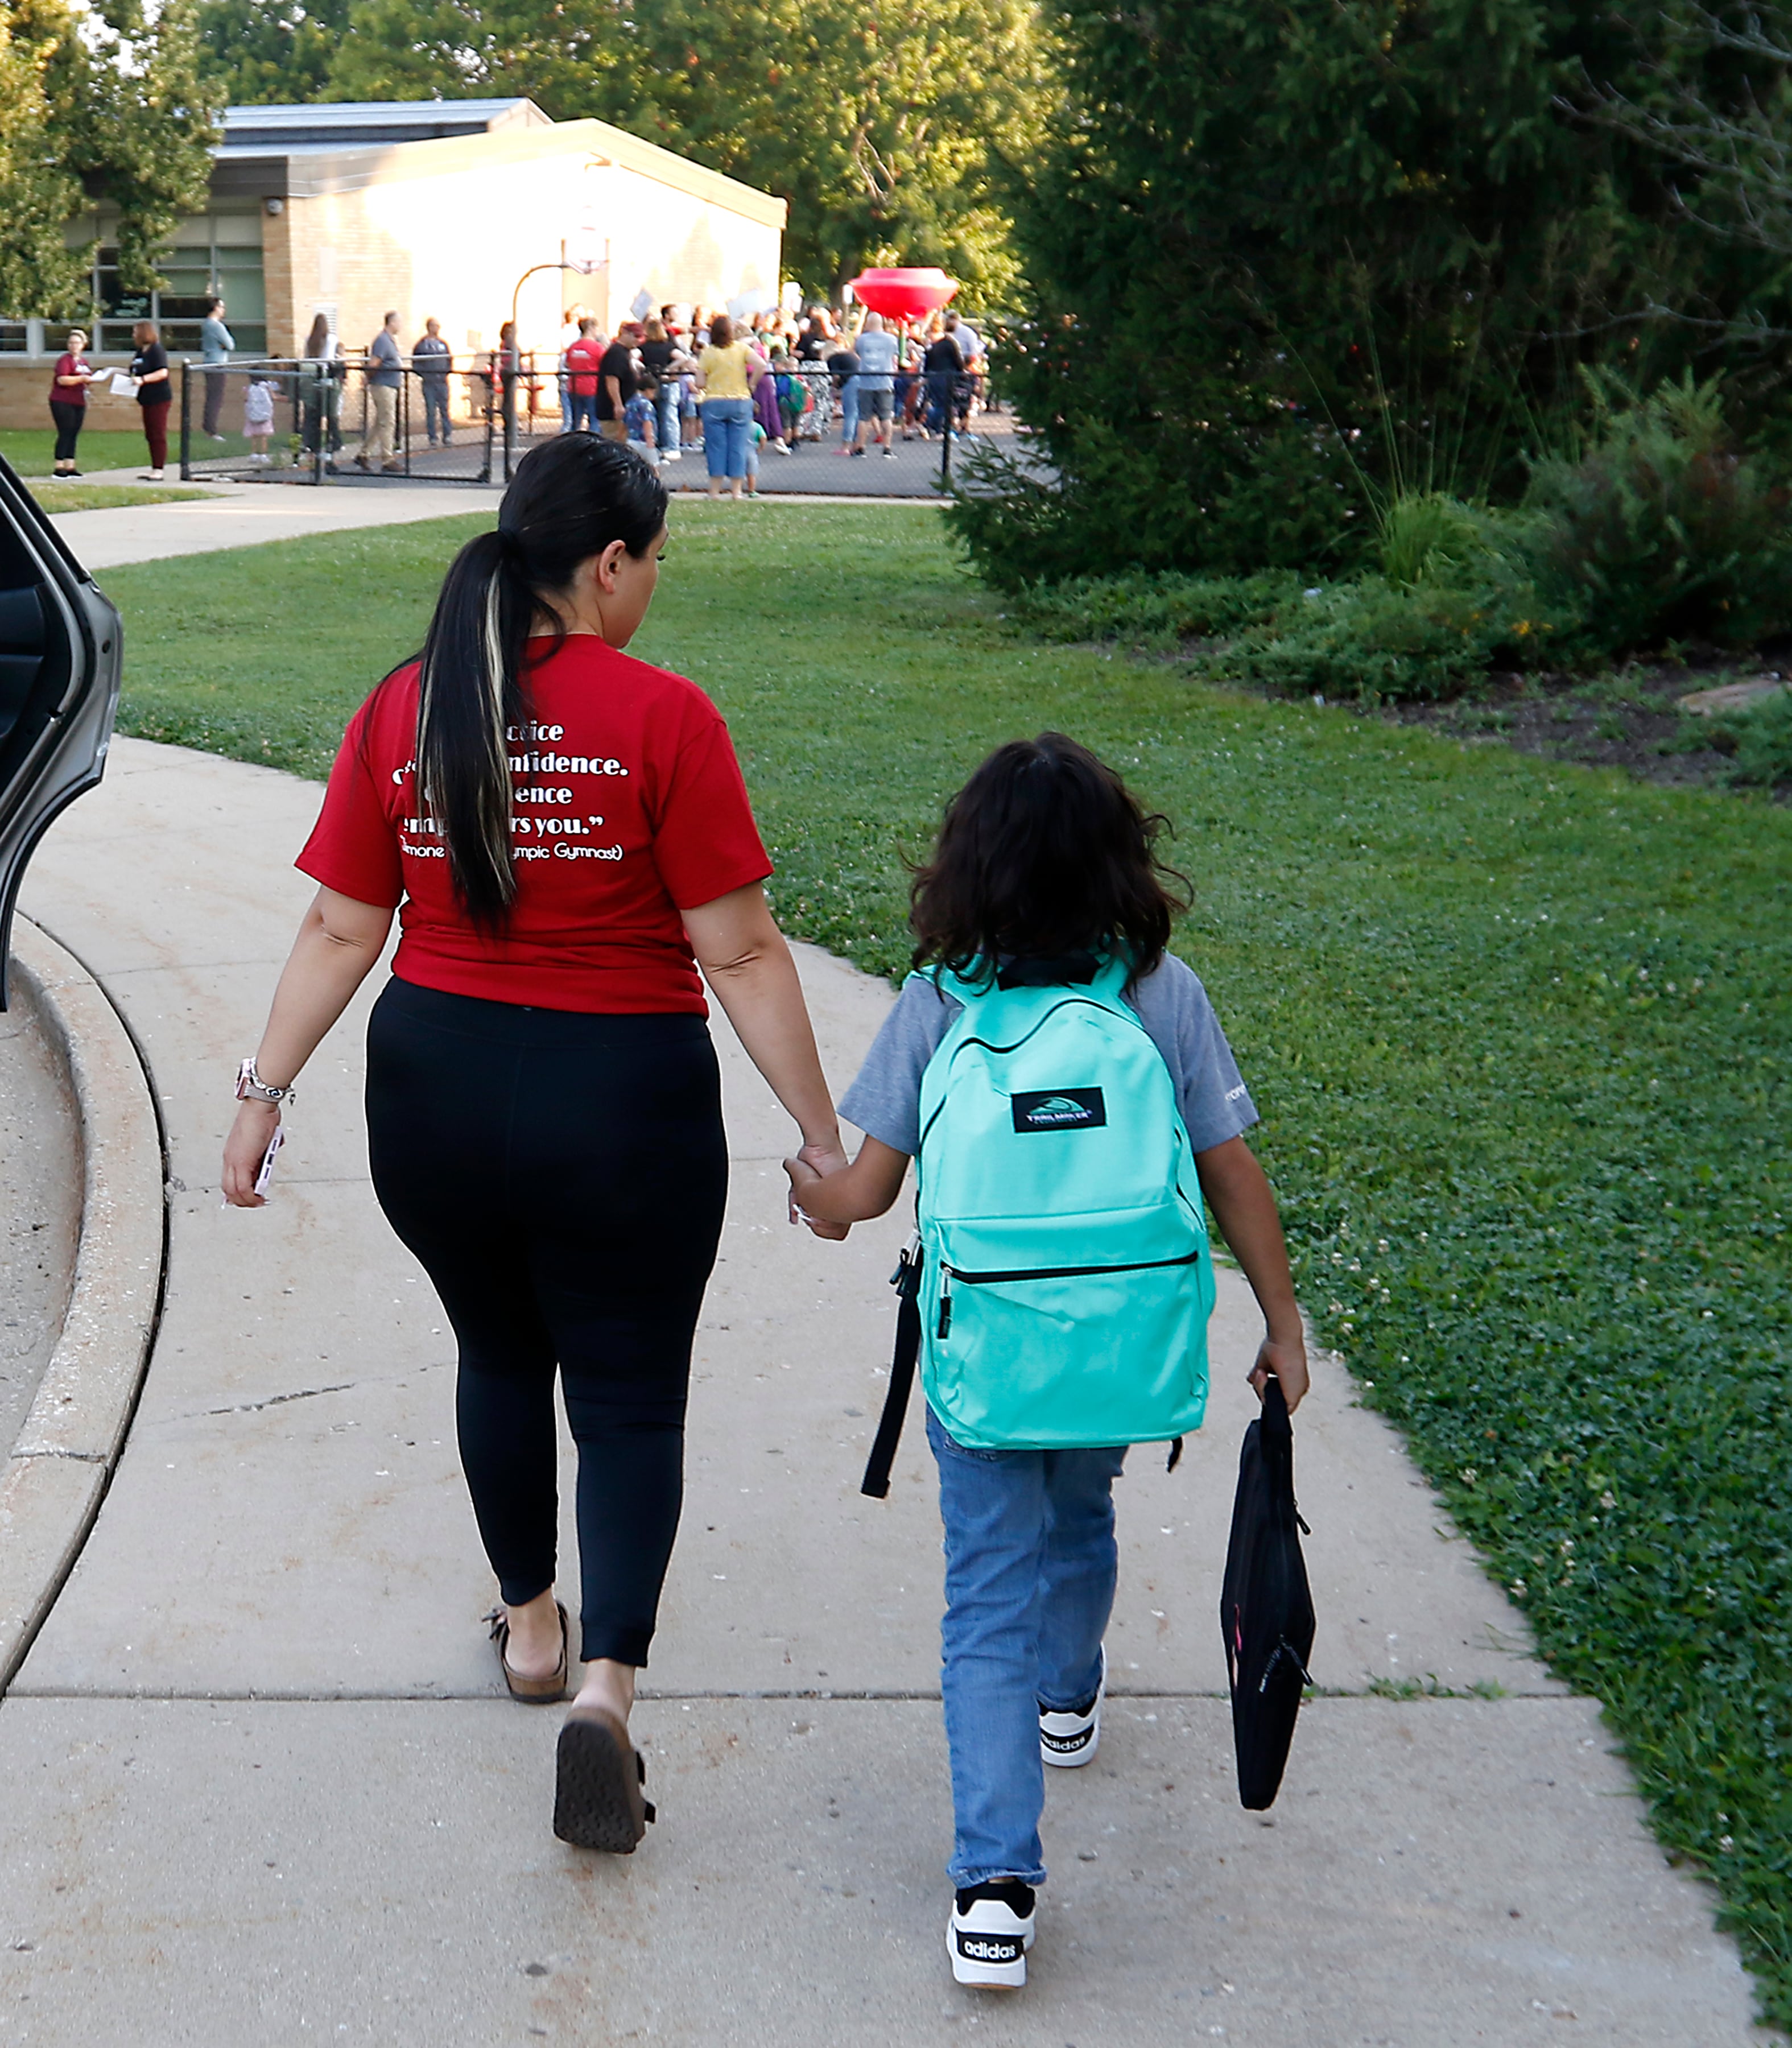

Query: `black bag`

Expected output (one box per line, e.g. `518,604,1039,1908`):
1219,1374,1315,1809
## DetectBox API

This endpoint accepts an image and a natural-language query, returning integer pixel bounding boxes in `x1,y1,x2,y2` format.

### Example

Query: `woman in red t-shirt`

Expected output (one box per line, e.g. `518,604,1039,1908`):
48,327,98,476
221,437,846,1852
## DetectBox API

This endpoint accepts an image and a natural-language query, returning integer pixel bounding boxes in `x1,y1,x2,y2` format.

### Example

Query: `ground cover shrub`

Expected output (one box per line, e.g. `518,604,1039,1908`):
1004,498,1570,701
1012,568,1300,648
103,505,1792,2024
1711,687,1792,790
1213,573,1535,703
1521,377,1792,658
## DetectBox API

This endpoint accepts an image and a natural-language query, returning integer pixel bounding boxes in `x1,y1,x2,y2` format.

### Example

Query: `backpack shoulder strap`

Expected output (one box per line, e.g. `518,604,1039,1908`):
861,1232,923,1499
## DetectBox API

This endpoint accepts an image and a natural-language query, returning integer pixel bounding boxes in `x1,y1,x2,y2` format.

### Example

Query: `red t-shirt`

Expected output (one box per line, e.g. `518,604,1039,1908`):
50,354,90,406
565,336,605,397
296,636,771,1013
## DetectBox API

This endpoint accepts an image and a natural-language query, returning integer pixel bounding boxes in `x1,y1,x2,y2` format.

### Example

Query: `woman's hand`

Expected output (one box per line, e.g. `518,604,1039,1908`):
222,1098,282,1207
786,1138,851,1238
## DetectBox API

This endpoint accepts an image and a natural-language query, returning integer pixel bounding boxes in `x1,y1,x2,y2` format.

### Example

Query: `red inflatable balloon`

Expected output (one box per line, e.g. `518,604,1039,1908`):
847,267,959,323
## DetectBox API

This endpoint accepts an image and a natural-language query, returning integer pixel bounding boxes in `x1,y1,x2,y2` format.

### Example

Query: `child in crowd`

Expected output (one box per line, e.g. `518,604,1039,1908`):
242,377,277,464
624,376,659,460
744,417,767,495
785,733,1309,1992
773,350,808,445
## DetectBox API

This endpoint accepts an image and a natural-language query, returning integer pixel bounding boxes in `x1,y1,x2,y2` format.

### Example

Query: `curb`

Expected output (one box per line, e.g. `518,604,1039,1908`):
0,915,166,1691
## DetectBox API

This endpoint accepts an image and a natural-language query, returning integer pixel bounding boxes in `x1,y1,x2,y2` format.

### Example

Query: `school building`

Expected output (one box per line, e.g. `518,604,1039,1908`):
0,99,786,427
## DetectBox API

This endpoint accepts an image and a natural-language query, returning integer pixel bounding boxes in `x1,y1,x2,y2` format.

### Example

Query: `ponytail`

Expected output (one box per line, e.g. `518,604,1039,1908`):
411,435,668,923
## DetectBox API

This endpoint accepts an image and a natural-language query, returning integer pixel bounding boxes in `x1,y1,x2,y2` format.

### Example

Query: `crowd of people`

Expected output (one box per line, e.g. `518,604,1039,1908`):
545,300,992,478
52,298,991,485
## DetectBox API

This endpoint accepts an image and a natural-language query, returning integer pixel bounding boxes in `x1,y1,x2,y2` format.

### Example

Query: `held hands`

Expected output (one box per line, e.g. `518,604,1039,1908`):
786,1138,850,1239
221,1098,280,1208
1249,1329,1310,1413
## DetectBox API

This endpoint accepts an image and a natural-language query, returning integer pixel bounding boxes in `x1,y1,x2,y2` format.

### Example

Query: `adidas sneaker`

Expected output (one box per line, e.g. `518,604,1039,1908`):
948,1878,1036,1988
1039,1645,1105,1768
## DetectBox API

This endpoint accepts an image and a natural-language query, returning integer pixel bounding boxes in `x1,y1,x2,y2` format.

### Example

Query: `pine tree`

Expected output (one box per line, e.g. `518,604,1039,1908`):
954,0,1792,583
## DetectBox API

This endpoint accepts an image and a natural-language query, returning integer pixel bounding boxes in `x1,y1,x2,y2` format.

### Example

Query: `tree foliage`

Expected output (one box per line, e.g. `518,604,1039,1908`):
3,0,219,315
952,0,1792,584
199,0,1047,300
196,0,351,105
1574,2,1792,258
0,2,86,318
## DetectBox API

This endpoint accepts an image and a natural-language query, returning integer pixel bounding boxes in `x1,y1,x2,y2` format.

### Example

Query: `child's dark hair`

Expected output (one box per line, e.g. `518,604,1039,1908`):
909,733,1190,984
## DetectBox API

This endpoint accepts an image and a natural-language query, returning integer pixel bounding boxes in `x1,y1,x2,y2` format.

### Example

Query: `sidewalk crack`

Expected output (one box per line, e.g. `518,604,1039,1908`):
201,1380,356,1418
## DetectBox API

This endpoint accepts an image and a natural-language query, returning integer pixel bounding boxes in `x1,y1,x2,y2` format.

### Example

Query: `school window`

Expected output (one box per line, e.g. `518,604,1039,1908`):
92,217,266,358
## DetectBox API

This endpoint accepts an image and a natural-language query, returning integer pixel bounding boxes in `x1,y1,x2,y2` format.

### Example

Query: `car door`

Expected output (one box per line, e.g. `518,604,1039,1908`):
0,455,123,1006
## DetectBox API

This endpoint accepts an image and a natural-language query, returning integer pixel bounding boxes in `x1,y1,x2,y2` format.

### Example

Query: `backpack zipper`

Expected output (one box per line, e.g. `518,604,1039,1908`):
935,1249,1200,1341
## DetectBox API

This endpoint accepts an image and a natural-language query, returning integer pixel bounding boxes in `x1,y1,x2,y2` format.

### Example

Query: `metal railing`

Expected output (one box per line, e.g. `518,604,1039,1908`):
179,356,496,484
174,346,992,486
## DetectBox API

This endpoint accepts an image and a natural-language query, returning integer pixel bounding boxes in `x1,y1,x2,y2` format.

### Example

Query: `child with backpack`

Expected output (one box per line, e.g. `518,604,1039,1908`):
785,733,1308,1990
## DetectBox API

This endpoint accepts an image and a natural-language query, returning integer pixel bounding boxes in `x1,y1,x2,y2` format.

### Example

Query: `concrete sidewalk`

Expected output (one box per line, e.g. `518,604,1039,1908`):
48,472,939,571
0,736,1765,2046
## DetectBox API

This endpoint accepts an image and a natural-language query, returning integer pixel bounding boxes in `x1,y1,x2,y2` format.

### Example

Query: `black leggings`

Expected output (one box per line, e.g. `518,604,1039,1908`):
49,400,85,463
365,979,728,1666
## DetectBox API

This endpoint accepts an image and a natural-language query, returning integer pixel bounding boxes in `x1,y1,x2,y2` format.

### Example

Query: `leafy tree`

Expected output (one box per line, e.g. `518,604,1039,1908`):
324,0,1046,300
195,0,352,105
0,2,86,318
951,0,1792,584
63,0,221,293
613,0,1046,299
4,0,219,311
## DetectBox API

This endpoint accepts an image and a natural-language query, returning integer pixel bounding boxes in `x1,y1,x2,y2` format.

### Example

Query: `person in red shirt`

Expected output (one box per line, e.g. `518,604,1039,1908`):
48,327,98,476
563,318,605,436
221,436,846,1853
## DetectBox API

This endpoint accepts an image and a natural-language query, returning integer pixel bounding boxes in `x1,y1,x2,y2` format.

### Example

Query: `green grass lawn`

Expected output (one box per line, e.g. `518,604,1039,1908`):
28,481,211,514
1,427,152,477
99,502,1792,2022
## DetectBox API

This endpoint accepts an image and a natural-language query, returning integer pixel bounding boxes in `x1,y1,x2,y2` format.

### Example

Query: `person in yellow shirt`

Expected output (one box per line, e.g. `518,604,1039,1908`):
694,313,765,502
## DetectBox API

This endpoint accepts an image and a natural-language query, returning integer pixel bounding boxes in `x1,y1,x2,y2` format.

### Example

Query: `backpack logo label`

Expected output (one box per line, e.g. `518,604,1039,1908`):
1011,1088,1106,1133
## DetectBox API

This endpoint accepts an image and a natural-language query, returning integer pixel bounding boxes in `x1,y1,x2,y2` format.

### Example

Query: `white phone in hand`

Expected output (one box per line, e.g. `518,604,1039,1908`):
253,1126,285,1199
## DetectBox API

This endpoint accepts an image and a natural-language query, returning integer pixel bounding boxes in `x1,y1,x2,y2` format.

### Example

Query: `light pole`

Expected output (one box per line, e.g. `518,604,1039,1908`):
503,257,601,480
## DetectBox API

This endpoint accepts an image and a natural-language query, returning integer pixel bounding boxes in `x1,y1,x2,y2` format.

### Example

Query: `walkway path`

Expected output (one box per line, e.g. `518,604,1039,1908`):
51,469,939,572
0,734,1765,2047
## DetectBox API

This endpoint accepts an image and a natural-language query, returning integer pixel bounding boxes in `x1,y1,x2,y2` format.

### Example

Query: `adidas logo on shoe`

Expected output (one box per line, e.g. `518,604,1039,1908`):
1039,1645,1106,1768
949,1879,1037,1988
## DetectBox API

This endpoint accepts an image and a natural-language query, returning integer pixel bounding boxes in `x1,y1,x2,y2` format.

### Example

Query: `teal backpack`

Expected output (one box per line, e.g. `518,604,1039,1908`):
861,956,1214,1494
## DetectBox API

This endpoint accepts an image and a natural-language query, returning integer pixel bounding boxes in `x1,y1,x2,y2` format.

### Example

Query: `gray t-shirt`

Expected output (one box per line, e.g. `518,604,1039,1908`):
200,316,234,364
839,953,1257,1157
853,330,900,389
368,329,403,389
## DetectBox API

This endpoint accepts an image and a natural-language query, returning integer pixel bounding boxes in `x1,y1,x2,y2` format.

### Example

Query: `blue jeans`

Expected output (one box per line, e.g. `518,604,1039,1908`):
566,392,601,435
420,381,450,443
656,386,681,455
839,375,860,443
702,396,752,479
927,1404,1126,1889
